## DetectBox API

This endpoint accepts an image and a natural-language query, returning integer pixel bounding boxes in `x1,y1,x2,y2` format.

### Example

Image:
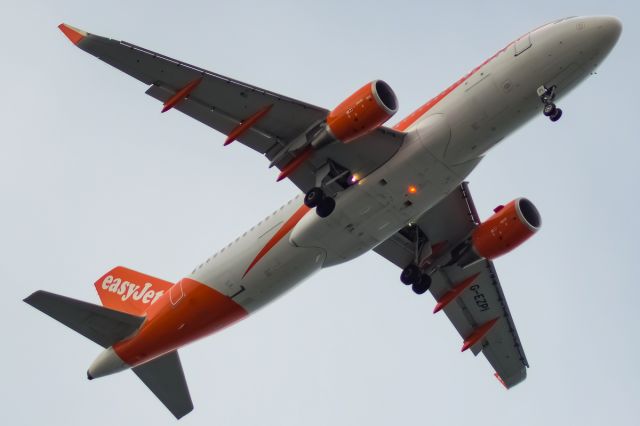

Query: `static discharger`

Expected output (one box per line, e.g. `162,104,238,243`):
433,273,481,313
276,147,313,182
461,318,499,352
224,105,273,146
161,78,203,113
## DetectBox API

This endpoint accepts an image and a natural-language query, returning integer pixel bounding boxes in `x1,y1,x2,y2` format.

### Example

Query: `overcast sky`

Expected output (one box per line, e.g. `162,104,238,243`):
1,1,638,425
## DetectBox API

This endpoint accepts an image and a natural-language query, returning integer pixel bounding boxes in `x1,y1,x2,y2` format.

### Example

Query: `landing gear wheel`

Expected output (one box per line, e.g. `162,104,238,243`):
304,187,324,208
421,274,432,289
543,103,556,117
316,196,336,218
412,277,431,295
550,108,563,122
400,264,421,285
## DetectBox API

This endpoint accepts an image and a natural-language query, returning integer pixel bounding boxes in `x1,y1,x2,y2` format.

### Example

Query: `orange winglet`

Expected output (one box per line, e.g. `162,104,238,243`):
461,318,499,352
433,273,480,313
161,78,203,113
276,147,313,182
58,23,87,45
224,105,273,146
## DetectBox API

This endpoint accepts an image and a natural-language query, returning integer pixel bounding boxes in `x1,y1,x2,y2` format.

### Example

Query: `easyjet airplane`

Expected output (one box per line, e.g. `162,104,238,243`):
25,16,622,418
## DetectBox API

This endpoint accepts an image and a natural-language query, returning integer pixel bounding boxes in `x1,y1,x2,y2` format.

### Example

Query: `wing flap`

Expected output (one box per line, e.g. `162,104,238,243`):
24,290,144,348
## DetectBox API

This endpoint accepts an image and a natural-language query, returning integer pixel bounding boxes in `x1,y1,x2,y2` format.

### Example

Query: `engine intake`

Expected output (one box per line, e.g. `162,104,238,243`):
471,198,541,261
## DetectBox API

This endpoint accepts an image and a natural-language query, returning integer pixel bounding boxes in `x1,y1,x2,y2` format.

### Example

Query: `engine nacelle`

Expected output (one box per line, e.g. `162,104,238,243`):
471,198,541,260
311,80,398,148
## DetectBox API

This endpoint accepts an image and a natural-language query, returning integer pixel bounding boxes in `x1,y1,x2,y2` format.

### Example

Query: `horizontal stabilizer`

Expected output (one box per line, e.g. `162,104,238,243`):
133,351,193,419
24,290,144,348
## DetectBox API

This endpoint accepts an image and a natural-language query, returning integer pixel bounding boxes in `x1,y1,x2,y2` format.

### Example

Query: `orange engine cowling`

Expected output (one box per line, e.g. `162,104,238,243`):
471,198,541,260
325,80,398,143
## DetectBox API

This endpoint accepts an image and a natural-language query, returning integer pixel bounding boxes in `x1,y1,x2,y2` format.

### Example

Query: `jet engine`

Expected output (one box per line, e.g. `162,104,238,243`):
310,80,398,148
471,198,541,260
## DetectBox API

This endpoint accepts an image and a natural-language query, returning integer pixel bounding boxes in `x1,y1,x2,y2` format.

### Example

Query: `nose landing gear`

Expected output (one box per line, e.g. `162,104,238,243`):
538,85,563,122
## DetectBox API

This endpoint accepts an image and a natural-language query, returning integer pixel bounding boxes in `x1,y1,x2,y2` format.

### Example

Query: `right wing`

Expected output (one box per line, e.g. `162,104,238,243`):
58,24,404,193
374,183,529,388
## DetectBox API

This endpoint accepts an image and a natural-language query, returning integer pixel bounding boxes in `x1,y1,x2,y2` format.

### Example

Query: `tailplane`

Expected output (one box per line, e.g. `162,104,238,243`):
24,290,144,347
133,351,193,419
25,274,194,419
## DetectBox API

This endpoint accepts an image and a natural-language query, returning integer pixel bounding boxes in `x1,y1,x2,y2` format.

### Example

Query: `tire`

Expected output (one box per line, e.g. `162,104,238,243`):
316,196,336,218
304,187,324,208
543,103,556,117
420,274,432,290
400,264,421,285
412,279,430,295
550,108,563,122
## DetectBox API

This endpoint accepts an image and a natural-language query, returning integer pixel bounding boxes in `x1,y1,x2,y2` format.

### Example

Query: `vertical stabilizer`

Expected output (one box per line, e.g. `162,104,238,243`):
94,266,174,316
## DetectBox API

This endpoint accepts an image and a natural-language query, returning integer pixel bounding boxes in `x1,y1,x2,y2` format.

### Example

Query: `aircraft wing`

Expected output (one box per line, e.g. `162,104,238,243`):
374,183,529,388
58,24,404,193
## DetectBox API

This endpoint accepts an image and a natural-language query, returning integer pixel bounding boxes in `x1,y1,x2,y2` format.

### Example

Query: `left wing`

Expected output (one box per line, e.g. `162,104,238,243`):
58,24,404,193
374,183,529,388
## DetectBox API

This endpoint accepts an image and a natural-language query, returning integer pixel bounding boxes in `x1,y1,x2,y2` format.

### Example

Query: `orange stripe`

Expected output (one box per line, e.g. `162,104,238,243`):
393,42,514,132
113,277,247,367
243,204,311,278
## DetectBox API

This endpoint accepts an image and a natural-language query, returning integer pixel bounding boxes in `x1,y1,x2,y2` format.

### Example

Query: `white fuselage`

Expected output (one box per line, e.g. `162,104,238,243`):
189,16,621,314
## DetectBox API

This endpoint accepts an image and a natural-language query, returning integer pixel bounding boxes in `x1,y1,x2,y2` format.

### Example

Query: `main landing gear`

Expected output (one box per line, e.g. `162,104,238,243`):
400,264,432,295
538,85,563,122
304,187,336,218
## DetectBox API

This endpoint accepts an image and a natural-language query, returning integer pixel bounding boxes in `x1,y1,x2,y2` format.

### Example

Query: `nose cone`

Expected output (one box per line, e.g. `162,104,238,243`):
87,347,129,379
589,16,622,51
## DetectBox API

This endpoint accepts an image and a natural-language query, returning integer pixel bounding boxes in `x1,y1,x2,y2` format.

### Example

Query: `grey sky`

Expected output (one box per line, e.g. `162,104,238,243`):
1,0,638,425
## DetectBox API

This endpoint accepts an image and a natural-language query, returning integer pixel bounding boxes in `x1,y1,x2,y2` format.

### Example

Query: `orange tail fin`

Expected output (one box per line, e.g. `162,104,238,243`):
94,266,174,316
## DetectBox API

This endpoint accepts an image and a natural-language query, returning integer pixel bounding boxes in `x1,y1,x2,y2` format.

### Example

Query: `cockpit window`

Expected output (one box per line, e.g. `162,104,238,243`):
554,16,576,24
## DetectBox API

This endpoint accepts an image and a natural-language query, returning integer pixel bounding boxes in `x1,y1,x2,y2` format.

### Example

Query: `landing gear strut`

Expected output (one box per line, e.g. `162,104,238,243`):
400,264,432,295
538,85,563,122
304,187,336,218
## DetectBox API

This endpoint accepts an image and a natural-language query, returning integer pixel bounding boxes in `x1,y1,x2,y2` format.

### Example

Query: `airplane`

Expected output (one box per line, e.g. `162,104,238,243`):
25,16,622,419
